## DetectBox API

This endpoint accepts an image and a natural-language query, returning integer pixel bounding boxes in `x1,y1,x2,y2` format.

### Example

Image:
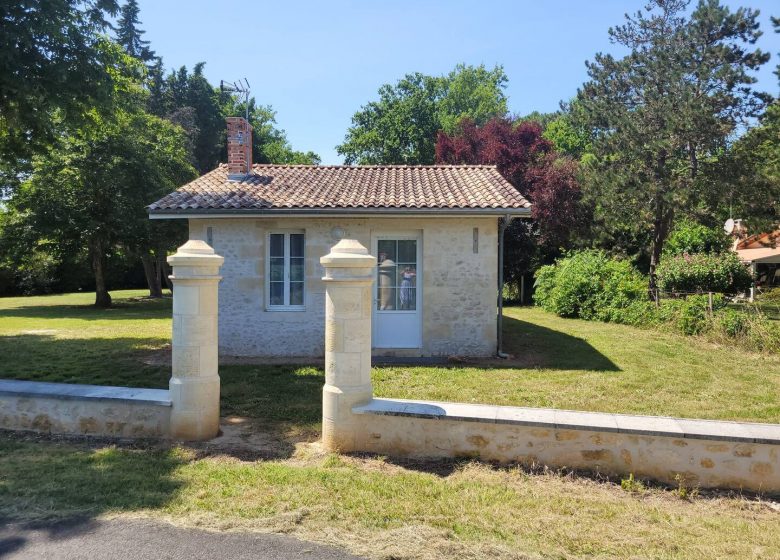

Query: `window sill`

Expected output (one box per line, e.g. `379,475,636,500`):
264,306,307,313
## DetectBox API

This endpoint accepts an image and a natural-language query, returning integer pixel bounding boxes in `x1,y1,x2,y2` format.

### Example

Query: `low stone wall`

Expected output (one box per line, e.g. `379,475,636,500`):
0,380,171,439
351,399,780,493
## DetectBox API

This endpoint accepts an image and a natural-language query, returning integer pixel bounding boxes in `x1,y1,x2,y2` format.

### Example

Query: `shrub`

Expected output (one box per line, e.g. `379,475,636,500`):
758,287,780,303
717,309,750,337
664,219,730,256
656,252,752,294
677,294,723,335
533,250,647,322
709,305,780,352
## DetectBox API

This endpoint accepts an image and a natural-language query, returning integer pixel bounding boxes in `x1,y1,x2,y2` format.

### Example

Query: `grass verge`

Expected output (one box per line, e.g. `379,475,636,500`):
1,433,779,560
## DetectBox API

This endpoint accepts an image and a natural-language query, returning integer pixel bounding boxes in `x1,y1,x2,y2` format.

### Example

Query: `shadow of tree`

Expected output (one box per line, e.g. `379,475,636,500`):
0,296,172,322
0,433,187,533
500,315,620,371
0,334,170,388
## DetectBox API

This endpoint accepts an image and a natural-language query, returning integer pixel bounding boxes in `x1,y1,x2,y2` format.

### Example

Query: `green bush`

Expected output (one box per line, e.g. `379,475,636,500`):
708,305,780,352
534,250,647,322
758,287,780,303
676,294,724,335
656,252,752,294
717,308,750,337
663,219,730,256
533,250,779,354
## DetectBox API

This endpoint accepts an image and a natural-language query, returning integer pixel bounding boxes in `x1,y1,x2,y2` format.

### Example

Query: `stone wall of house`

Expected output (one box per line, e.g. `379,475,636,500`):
188,216,499,357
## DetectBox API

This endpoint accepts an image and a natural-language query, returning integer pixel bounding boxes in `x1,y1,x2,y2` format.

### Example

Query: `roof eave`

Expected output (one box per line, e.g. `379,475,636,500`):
148,206,532,219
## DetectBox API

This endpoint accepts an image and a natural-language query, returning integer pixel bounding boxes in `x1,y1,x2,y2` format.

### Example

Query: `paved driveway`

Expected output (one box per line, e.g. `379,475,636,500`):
0,518,363,559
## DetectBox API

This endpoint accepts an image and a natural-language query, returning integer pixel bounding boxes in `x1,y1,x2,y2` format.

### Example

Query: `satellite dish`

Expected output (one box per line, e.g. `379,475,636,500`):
724,218,735,234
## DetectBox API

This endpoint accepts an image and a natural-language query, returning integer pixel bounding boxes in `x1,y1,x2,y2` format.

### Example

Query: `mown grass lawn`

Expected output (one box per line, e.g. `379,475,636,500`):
1,290,780,559
1,290,779,423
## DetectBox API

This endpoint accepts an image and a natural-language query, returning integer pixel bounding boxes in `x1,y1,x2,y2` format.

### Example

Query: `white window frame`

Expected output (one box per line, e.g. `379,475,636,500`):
265,230,306,311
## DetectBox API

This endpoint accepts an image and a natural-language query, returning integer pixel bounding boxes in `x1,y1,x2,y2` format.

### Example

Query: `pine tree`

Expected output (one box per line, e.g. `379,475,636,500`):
577,0,769,294
115,0,156,63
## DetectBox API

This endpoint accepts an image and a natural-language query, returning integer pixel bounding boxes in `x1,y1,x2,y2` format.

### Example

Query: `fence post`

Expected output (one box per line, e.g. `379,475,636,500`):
167,240,224,440
708,291,714,314
320,239,377,452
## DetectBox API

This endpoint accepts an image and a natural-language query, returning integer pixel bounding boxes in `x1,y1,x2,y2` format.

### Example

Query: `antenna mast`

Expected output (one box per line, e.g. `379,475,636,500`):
220,78,251,122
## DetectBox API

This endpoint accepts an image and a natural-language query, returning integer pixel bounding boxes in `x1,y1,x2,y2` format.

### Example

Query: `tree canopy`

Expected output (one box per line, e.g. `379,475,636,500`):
576,0,770,291
10,103,196,306
0,0,120,183
337,64,508,164
0,0,319,303
114,0,155,63
436,116,588,286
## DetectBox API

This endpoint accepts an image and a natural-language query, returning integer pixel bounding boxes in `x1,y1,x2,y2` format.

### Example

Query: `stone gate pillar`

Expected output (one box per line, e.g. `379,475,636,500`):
320,239,376,452
167,240,224,440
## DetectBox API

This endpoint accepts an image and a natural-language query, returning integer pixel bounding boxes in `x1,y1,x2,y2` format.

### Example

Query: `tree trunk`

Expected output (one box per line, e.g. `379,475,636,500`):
141,253,163,298
157,248,173,292
648,197,674,300
91,244,112,308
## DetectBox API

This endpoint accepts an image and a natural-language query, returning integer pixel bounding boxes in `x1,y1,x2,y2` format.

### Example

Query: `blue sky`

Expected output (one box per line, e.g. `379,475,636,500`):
136,0,780,164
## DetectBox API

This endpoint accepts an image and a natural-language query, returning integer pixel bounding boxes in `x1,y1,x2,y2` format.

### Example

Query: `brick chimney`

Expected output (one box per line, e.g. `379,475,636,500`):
226,117,252,180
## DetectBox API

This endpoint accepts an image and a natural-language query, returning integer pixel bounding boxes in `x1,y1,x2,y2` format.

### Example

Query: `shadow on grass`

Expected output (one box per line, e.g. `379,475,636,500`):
500,315,619,372
0,334,171,388
0,297,172,322
0,433,188,535
220,364,323,424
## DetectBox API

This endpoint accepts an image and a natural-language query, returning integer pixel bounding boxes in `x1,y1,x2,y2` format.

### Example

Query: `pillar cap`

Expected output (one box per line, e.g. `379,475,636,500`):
168,240,224,267
320,239,376,268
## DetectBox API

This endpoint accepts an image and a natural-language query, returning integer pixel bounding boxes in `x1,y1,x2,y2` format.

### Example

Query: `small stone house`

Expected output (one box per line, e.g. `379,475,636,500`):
148,117,530,358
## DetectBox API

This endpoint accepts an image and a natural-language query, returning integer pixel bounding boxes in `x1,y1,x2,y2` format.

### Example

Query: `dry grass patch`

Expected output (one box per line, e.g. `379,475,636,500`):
1,434,779,560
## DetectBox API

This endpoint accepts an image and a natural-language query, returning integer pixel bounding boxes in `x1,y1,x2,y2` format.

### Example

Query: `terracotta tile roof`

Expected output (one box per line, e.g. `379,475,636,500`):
148,164,531,215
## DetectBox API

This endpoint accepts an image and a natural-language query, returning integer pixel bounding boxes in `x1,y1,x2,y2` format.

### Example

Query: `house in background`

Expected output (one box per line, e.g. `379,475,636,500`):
148,117,531,358
727,219,780,299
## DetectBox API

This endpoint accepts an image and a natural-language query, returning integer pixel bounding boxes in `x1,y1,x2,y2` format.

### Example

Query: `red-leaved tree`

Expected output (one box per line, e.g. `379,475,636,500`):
524,153,587,248
436,117,588,293
435,118,552,187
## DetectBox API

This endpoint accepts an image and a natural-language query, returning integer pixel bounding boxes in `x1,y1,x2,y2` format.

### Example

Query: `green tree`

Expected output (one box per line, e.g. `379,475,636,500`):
114,0,156,63
0,0,120,183
220,96,320,164
337,64,508,164
663,219,730,256
576,0,769,293
542,102,593,162
11,106,195,307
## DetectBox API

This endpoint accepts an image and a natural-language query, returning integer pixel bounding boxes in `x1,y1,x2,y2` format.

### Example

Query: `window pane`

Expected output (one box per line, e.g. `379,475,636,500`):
270,282,284,306
290,282,304,306
397,240,416,263
270,234,284,257
270,257,285,281
290,258,304,282
290,233,304,257
378,287,396,310
399,287,416,310
377,240,396,264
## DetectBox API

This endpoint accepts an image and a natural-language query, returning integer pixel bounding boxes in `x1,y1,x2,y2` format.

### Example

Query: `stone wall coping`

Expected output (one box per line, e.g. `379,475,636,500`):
353,398,780,445
0,380,171,407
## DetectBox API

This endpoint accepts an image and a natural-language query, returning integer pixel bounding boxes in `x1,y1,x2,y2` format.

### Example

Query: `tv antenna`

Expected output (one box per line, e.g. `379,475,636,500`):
220,78,251,122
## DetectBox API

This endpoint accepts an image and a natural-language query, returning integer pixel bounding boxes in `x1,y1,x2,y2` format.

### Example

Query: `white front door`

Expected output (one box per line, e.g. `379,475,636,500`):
372,234,422,348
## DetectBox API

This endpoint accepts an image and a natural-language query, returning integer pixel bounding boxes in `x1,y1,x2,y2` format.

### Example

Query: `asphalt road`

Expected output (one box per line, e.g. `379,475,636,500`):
0,518,363,559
